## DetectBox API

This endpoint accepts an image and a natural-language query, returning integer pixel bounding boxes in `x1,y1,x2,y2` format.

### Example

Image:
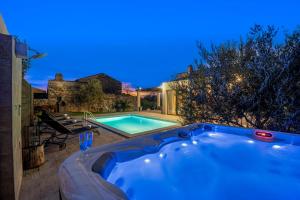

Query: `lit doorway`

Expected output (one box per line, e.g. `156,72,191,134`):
166,90,176,115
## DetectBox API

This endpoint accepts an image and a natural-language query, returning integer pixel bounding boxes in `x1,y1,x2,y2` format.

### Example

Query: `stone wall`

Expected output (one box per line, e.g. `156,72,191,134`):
46,93,136,113
77,73,122,95
46,74,135,113
33,98,48,109
101,94,136,113
0,33,23,200
47,80,82,112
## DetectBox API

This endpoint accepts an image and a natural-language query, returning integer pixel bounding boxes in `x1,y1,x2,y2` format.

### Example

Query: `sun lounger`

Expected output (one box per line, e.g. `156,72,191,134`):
37,110,98,149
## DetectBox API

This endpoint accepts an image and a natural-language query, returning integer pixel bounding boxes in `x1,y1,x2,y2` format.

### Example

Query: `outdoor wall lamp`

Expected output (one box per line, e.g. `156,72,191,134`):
28,47,47,59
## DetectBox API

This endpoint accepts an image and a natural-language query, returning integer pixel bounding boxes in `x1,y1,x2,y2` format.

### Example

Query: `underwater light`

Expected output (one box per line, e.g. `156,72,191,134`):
192,140,198,145
272,145,281,150
181,143,188,147
208,133,218,137
159,153,164,158
247,140,255,144
144,159,151,163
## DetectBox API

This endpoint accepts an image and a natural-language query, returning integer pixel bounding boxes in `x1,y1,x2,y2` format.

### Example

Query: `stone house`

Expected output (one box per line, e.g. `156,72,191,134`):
47,73,133,112
77,73,122,95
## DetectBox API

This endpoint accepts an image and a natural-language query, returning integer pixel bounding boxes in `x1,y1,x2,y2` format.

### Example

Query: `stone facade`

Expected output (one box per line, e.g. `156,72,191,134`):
45,73,135,112
33,99,49,109
77,73,122,95
101,94,136,113
47,76,82,112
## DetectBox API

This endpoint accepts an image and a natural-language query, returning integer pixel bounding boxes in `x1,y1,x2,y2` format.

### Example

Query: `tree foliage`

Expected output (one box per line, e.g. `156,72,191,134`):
141,95,157,110
77,79,104,111
114,98,131,112
173,25,300,133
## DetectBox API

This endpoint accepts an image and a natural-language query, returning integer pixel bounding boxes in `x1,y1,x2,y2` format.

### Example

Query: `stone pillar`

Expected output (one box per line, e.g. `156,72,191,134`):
161,82,167,114
137,90,141,111
0,33,23,200
157,93,161,109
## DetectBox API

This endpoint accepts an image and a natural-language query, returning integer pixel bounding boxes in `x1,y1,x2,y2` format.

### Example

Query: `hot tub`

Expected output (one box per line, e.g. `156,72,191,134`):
59,124,300,200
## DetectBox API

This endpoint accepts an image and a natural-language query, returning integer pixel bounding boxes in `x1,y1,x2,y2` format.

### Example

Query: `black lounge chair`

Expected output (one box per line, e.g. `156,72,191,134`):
48,112,74,121
37,111,98,150
46,112,84,127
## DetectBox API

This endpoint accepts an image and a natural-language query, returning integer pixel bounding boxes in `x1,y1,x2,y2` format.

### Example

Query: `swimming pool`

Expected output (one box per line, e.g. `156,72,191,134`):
59,124,300,200
93,115,179,137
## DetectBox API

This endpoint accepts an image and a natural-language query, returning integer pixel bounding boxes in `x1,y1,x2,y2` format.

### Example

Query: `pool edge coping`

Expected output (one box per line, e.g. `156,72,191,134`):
88,114,182,138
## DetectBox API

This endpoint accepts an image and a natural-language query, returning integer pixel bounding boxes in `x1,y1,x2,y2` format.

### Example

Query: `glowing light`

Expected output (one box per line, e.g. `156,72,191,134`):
192,140,198,145
181,143,188,147
159,153,164,158
253,130,274,142
255,131,272,138
235,74,243,83
144,158,151,163
272,145,281,150
247,140,255,144
208,133,218,137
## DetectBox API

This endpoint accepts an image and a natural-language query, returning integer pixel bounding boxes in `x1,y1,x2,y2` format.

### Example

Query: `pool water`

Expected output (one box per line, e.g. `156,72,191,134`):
95,115,178,134
106,131,300,200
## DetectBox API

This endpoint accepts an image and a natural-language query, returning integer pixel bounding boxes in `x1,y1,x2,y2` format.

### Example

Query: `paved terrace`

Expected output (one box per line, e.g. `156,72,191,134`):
20,112,180,200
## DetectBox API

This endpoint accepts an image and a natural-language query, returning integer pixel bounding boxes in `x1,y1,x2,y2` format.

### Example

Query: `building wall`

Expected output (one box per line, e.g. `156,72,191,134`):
77,73,122,95
161,80,189,115
33,98,48,108
0,33,22,200
161,81,176,115
0,15,9,34
22,80,33,147
12,38,22,200
48,80,81,112
47,78,136,112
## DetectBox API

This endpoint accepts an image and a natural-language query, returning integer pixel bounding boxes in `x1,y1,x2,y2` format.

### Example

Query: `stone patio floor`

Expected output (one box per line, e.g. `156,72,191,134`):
19,112,180,200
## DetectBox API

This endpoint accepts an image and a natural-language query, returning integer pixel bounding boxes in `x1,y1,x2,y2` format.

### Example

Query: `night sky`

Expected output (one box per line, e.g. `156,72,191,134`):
1,0,299,89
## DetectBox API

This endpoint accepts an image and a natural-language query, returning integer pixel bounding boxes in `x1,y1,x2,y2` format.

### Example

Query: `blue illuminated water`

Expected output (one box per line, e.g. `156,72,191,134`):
95,115,178,134
106,131,300,200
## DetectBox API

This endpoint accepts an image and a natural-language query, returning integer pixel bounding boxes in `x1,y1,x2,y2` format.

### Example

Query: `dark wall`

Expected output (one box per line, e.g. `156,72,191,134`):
0,33,14,200
0,33,23,200
21,80,33,147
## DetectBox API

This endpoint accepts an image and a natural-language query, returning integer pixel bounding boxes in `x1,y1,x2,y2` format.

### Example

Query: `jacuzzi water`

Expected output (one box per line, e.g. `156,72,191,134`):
95,115,178,134
106,131,300,200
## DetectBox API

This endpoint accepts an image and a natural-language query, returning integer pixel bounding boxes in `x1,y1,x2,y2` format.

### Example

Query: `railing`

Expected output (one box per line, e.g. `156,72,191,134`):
83,111,96,121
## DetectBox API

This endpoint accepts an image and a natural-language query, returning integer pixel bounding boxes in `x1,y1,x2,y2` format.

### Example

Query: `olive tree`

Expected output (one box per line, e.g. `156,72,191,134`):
77,79,104,111
173,25,300,133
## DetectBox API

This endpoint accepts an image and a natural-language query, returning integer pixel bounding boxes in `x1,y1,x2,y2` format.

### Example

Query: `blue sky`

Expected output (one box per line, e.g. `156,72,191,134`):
1,0,299,89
